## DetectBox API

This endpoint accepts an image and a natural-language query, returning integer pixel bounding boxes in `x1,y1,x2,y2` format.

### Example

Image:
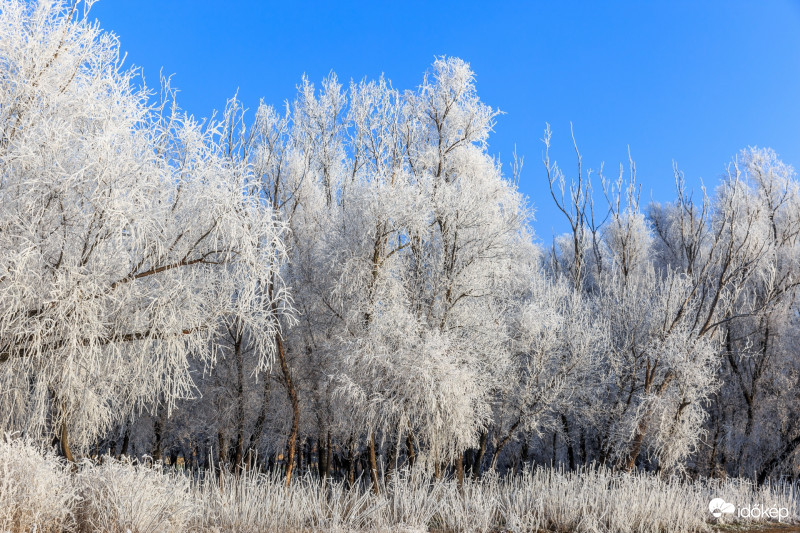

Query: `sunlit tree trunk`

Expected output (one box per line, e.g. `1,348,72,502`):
60,421,74,463
456,453,464,490
367,432,380,495
277,333,299,485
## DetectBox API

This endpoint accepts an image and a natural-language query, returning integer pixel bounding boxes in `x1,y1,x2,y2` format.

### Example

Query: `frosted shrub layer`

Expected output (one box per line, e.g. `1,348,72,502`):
1,438,798,533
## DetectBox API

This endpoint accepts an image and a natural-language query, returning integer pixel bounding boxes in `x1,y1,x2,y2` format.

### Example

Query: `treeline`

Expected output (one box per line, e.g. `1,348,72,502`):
1,0,799,491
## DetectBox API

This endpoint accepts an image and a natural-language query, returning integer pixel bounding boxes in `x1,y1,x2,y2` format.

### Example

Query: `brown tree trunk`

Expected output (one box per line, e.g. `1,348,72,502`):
625,417,648,471
60,421,74,462
625,372,675,471
277,333,300,485
456,452,464,490
493,419,521,470
269,270,300,487
368,432,380,495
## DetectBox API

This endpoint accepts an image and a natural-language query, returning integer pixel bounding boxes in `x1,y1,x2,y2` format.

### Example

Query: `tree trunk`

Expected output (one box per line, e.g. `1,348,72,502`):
368,432,380,495
217,431,227,490
267,270,300,486
579,428,587,465
347,437,357,487
60,421,74,462
319,433,328,479
308,439,314,474
552,430,558,465
247,372,271,469
758,432,800,485
119,425,130,459
493,419,521,470
298,438,305,474
152,409,165,461
472,430,487,480
325,431,332,479
406,432,416,468
218,430,227,469
234,337,245,475
625,416,648,471
276,333,300,485
625,373,675,471
709,425,720,477
561,414,576,470
598,434,608,466
456,452,464,490
520,438,529,474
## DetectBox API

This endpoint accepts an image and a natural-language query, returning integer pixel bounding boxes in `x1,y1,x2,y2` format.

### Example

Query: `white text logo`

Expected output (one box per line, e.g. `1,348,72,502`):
708,498,790,522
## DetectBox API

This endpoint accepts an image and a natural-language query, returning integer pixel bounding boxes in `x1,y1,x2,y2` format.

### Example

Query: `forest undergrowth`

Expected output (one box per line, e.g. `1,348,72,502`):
1,438,797,533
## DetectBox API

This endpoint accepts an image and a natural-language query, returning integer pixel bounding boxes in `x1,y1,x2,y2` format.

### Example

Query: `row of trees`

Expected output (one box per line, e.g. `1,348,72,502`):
2,1,799,488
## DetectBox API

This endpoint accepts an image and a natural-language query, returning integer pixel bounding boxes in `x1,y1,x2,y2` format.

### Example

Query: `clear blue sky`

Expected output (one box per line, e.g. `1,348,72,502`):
91,1,800,239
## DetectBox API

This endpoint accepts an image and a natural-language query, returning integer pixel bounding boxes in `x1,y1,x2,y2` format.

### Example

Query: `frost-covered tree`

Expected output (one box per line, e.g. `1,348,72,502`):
650,148,800,479
324,59,531,488
0,0,286,458
540,131,724,473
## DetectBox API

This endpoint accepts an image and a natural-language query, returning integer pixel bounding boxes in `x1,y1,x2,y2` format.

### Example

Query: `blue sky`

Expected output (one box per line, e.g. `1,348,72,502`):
91,1,800,239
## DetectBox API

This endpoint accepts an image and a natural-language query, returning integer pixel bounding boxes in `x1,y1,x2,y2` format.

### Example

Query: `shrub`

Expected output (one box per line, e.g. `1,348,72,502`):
75,457,196,533
0,435,77,533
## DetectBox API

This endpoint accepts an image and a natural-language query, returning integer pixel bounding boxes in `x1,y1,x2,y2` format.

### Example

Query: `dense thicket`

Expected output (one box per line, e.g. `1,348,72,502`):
2,0,799,491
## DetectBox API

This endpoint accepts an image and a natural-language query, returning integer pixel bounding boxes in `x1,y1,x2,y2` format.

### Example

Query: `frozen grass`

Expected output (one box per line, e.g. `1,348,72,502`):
1,439,798,532
75,457,197,533
0,435,77,533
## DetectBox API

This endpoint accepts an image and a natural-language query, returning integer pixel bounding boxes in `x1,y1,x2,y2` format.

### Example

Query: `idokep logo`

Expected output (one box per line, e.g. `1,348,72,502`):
708,498,790,522
708,498,735,518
